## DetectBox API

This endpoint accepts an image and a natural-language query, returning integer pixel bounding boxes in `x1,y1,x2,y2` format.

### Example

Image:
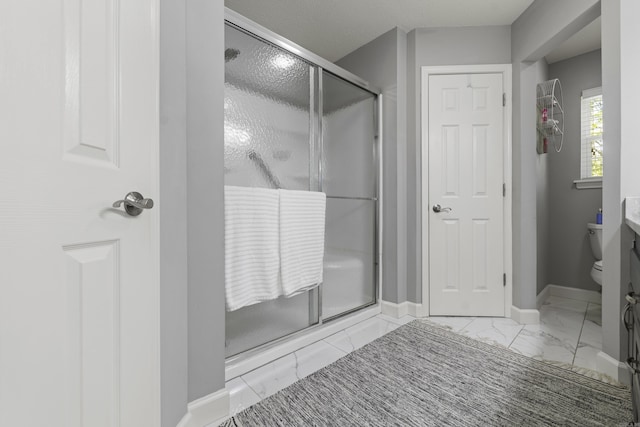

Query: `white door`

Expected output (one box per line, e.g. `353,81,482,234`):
428,73,505,316
0,1,160,426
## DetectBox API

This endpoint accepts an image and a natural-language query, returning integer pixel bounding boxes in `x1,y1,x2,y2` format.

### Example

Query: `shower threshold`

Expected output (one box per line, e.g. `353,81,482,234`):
225,304,380,381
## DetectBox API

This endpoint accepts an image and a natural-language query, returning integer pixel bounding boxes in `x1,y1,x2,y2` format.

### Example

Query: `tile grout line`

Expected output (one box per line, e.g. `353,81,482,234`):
507,324,526,349
572,303,590,366
457,317,477,333
323,331,355,353
322,338,350,355
506,293,560,351
377,314,418,327
239,376,264,406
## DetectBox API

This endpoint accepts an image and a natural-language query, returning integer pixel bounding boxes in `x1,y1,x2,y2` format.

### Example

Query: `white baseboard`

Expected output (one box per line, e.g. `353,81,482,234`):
596,351,630,385
381,300,408,318
510,305,540,324
177,389,230,427
537,284,601,308
381,300,426,318
408,302,427,317
536,285,551,309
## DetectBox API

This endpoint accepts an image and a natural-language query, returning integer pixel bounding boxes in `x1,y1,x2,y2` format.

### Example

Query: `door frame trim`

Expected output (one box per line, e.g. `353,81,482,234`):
420,64,512,317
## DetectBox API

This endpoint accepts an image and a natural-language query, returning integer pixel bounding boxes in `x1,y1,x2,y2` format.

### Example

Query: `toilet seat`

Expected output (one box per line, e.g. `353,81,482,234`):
591,260,603,286
594,260,603,271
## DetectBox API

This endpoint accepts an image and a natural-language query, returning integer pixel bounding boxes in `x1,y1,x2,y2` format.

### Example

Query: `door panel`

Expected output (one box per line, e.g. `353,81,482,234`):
0,0,160,425
428,73,504,316
64,0,119,166
321,72,376,199
323,199,376,319
321,72,377,319
63,241,121,426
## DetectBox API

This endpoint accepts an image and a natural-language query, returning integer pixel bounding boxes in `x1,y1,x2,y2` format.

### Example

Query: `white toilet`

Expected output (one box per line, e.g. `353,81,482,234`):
587,223,603,286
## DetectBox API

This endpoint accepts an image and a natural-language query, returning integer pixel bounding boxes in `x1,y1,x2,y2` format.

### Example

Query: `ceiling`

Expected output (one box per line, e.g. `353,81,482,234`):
225,0,535,62
225,0,601,66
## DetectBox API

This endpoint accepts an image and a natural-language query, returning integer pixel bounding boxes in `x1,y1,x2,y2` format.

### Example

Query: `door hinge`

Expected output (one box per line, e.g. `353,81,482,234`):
502,93,506,107
503,183,506,197
503,273,506,287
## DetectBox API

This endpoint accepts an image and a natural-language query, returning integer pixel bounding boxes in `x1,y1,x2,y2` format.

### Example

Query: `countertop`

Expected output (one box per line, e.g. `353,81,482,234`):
626,197,640,235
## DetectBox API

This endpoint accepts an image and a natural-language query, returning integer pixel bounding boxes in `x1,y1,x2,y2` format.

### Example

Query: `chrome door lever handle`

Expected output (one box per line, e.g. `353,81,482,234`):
113,191,154,216
432,204,452,213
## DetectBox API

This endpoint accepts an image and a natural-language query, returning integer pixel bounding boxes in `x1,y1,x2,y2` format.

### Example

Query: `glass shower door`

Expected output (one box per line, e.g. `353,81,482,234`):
321,72,377,320
224,24,319,357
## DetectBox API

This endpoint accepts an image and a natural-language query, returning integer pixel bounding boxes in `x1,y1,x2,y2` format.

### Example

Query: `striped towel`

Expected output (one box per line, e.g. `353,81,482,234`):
224,186,280,311
279,189,326,296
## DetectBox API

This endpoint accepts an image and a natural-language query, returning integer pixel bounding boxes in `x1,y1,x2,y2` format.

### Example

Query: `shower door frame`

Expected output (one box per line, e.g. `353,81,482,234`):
224,8,382,366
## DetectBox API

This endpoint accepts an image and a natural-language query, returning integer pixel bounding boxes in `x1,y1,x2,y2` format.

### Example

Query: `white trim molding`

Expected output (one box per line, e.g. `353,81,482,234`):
574,177,602,189
177,389,230,427
510,306,540,324
381,300,427,318
420,64,513,318
536,285,551,309
537,284,602,308
596,351,630,385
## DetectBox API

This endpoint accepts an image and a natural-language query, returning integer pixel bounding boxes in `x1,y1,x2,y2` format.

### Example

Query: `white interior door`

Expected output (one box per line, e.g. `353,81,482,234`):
0,1,160,426
428,73,505,316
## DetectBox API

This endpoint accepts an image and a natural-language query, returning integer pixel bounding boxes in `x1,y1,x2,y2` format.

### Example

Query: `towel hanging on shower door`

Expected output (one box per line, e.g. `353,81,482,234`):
279,189,326,297
224,185,280,311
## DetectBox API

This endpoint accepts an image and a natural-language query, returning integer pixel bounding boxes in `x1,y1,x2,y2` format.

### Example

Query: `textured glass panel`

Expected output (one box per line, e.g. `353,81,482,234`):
225,290,319,357
224,24,316,357
225,24,311,190
322,199,375,319
322,72,375,198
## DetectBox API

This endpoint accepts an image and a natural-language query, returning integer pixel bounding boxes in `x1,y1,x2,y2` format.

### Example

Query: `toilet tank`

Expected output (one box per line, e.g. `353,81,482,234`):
587,223,603,260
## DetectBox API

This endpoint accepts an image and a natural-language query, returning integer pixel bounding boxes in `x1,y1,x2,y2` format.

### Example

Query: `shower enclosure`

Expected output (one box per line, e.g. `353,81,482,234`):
224,10,380,360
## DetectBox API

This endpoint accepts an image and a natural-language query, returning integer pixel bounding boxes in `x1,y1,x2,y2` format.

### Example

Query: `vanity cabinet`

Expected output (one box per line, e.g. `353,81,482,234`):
627,236,640,422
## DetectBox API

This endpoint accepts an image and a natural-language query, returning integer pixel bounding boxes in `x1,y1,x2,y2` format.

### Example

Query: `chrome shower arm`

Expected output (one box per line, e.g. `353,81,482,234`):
248,150,282,189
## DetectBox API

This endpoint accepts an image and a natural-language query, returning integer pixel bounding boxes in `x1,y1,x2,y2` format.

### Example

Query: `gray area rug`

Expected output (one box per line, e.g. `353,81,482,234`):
221,320,632,426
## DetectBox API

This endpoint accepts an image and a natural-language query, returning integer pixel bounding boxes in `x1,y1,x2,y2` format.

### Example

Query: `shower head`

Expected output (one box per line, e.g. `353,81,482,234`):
225,48,240,63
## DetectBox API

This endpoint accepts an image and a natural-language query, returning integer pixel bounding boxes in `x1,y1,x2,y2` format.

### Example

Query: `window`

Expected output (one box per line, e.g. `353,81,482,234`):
580,87,603,179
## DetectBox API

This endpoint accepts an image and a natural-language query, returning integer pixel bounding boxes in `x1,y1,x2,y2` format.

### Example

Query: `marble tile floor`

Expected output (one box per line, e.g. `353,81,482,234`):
224,295,603,418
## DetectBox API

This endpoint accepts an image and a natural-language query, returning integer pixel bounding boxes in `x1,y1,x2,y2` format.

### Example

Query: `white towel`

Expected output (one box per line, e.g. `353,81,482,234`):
279,189,326,296
224,185,280,311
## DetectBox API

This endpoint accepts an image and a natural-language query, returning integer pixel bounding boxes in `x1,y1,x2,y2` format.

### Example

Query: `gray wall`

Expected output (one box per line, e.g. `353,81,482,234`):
406,26,512,303
511,0,600,309
547,50,602,293
601,0,640,369
159,0,226,424
186,0,226,403
535,59,550,295
160,0,188,424
336,28,408,303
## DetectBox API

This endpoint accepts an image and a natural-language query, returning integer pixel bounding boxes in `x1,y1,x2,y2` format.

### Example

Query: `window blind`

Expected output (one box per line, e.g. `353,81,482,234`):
580,87,603,179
